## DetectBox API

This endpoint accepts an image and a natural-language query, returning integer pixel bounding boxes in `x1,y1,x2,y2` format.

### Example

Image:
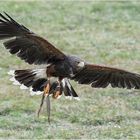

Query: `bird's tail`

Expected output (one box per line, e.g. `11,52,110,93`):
8,69,79,100
61,78,80,100
8,69,48,95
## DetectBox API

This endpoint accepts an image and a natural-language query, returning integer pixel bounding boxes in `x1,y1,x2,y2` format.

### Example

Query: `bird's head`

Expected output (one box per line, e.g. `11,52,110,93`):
67,55,85,74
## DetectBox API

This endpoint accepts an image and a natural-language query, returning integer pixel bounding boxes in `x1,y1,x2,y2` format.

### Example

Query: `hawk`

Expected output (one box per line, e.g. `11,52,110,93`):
0,13,140,122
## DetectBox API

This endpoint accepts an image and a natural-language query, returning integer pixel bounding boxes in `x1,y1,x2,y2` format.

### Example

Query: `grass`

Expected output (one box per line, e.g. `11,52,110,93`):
0,0,140,139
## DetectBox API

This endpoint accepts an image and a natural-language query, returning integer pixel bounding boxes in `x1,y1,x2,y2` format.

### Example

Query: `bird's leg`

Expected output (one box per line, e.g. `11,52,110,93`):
37,79,51,118
44,78,50,96
53,78,62,99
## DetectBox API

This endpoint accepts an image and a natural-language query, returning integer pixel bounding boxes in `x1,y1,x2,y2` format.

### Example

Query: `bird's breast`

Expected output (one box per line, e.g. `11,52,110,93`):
47,61,73,78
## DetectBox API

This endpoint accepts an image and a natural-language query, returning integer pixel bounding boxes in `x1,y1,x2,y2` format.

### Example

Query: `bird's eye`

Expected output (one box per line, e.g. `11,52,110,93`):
77,61,85,68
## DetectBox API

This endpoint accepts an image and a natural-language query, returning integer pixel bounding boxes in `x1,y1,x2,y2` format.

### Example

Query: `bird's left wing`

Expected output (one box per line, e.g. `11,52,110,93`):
72,64,140,89
0,12,65,65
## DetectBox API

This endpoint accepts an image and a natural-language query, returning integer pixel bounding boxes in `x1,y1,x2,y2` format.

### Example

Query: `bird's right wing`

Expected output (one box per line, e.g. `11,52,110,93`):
0,12,65,65
72,63,140,89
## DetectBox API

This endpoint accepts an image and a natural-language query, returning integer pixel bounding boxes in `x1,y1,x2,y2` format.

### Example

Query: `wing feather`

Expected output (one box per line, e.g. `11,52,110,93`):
0,13,65,65
72,64,140,89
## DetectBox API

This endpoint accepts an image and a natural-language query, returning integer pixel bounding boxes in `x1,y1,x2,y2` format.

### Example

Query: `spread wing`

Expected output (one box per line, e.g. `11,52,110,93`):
72,64,140,89
0,12,65,64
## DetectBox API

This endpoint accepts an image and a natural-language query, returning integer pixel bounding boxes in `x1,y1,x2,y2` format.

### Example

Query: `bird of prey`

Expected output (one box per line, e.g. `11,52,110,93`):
0,13,140,122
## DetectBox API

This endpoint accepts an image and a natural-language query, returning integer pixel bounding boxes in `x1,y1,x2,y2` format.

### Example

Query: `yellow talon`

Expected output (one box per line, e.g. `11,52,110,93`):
44,82,50,96
53,90,60,99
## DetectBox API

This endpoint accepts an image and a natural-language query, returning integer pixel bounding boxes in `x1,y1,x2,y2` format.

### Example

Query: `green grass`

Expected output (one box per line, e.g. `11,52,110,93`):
0,1,140,139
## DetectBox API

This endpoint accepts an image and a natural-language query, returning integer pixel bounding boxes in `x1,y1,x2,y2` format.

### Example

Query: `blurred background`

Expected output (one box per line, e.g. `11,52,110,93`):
0,0,140,139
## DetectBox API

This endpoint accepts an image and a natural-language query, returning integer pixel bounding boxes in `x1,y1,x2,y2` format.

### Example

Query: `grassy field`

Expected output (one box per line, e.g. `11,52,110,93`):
0,1,140,139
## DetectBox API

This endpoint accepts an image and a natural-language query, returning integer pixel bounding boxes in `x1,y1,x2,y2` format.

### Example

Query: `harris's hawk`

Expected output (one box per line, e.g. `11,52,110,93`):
0,13,140,122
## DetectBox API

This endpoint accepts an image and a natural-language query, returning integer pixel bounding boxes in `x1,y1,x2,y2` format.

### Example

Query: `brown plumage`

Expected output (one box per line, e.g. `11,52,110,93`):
0,12,65,65
0,13,140,121
0,12,140,94
72,64,140,89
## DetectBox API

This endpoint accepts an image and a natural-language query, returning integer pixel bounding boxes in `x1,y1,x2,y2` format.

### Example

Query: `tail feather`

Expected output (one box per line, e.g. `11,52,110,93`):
8,68,47,95
32,78,47,91
62,79,80,100
14,70,36,87
67,81,79,98
8,69,79,100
